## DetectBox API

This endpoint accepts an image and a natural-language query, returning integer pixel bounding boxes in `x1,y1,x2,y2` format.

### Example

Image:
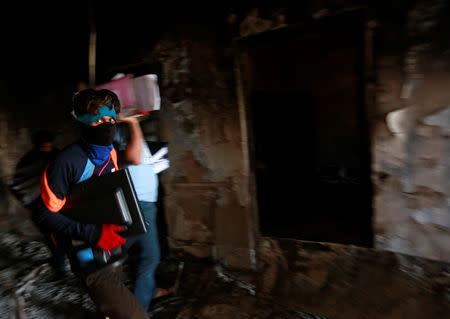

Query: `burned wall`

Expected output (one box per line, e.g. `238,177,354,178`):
149,27,257,268
371,0,450,261
150,2,449,266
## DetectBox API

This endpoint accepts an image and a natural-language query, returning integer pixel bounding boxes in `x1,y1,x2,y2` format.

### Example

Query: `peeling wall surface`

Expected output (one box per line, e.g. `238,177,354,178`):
148,2,450,266
150,28,256,268
371,0,450,261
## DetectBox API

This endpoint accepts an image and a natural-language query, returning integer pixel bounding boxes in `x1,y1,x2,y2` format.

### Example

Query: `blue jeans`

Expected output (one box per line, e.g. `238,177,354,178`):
122,201,160,310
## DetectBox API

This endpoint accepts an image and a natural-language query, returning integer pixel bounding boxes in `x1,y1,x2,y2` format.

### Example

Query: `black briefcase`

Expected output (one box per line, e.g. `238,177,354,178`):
62,168,147,236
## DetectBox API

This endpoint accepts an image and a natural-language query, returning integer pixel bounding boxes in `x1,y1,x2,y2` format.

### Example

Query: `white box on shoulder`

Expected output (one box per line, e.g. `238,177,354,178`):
132,74,161,112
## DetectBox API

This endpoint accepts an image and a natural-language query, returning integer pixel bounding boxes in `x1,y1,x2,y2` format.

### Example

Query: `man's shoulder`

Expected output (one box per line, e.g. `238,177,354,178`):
58,142,85,157
52,142,87,168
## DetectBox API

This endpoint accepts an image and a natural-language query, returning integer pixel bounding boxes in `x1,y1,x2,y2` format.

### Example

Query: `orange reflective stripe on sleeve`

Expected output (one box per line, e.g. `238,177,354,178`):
40,167,66,212
110,148,119,171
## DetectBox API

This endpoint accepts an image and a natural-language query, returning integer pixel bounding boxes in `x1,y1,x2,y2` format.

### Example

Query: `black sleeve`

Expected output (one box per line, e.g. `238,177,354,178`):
33,199,101,245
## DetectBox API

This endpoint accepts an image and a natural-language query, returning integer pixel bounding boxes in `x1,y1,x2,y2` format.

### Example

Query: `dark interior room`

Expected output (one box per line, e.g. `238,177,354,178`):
0,2,448,319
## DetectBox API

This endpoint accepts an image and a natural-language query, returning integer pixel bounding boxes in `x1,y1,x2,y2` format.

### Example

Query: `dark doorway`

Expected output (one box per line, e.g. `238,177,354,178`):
239,9,373,247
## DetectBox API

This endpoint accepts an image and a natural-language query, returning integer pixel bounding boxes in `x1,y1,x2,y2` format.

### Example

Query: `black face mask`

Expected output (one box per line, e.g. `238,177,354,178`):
80,122,116,146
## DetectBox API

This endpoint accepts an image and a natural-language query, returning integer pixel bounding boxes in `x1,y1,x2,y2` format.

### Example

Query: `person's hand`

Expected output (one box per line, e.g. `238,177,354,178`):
97,224,126,250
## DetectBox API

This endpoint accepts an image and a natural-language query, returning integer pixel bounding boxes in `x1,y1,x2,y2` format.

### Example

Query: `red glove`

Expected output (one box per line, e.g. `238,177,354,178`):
97,224,126,250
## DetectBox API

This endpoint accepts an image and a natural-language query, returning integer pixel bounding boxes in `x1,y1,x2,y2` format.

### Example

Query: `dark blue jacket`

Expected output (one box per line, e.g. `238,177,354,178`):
32,141,118,248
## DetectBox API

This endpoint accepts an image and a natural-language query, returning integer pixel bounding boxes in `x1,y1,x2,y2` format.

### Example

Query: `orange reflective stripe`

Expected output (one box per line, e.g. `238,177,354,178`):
41,166,66,212
110,148,119,171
